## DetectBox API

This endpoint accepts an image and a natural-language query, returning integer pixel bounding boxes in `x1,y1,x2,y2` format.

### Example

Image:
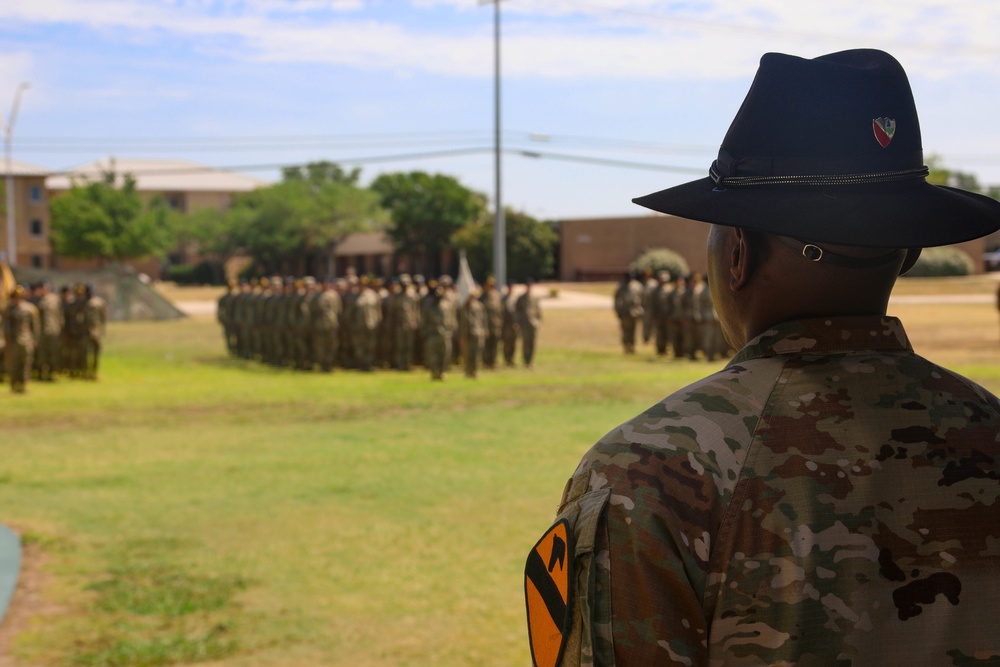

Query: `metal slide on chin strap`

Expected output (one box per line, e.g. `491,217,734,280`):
777,236,905,269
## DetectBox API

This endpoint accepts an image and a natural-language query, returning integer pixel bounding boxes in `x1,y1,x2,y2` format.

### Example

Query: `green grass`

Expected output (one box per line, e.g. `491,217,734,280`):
2,288,999,666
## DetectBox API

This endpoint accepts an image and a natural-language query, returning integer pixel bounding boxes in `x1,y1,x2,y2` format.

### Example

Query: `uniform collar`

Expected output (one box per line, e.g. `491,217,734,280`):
728,316,912,366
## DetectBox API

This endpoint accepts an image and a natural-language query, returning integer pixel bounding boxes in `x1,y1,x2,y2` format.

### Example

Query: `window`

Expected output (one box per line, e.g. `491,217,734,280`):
30,219,43,237
30,254,43,268
29,185,43,204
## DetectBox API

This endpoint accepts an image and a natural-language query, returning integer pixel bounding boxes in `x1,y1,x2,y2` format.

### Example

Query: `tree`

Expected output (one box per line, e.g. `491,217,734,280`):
50,169,176,265
450,207,558,282
926,155,1000,200
370,171,486,275
223,162,386,275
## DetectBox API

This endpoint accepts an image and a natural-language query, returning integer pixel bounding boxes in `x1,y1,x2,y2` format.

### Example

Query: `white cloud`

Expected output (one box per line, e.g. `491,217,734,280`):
5,0,1000,83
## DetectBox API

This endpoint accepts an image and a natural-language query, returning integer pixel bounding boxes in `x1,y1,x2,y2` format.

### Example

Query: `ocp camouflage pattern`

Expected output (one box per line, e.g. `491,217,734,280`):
547,316,1000,666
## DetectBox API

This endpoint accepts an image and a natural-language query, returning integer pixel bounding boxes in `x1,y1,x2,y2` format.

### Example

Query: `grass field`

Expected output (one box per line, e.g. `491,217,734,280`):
2,280,1000,667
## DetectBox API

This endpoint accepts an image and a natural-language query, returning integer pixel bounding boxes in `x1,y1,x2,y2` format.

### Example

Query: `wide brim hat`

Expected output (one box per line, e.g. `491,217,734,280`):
633,49,1000,248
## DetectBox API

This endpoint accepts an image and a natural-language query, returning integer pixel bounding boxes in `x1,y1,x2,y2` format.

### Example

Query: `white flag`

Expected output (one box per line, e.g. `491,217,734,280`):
457,250,477,304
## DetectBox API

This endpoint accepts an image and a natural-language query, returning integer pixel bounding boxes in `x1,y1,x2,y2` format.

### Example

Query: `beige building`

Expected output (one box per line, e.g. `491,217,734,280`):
559,214,988,281
0,159,53,269
46,158,268,275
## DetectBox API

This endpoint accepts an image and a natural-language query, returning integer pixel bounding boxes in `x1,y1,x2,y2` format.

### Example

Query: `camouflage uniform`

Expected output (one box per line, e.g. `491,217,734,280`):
310,282,342,372
459,293,486,379
651,273,674,357
353,282,381,372
422,287,455,380
501,284,519,367
515,285,542,368
4,292,40,393
530,316,1000,666
81,291,108,380
36,288,64,381
480,281,504,369
613,277,644,355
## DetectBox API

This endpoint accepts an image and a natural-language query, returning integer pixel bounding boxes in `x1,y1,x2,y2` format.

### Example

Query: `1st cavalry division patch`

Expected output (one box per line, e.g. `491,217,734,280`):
525,519,573,667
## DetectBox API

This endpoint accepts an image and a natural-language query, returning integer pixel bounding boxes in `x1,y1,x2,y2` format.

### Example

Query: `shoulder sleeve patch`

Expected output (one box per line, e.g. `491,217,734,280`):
525,518,574,667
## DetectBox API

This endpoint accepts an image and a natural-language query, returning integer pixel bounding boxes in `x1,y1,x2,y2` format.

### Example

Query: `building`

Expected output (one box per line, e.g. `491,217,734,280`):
558,214,989,281
0,159,53,269
46,158,268,275
558,215,710,281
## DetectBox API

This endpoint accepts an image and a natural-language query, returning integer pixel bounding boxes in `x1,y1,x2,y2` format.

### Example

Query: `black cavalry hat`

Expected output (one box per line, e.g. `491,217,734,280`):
633,49,1000,248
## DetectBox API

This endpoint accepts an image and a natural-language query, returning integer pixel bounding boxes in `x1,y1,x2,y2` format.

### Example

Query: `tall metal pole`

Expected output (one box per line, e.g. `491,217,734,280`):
491,0,506,286
3,82,29,267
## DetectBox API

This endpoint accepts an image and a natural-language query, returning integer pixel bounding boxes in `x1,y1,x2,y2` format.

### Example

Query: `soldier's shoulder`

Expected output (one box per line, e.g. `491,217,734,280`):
580,359,783,497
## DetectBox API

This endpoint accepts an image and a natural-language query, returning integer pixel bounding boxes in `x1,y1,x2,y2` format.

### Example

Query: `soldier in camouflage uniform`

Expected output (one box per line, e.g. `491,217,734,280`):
612,272,643,355
527,50,1000,667
35,281,64,381
501,280,519,368
217,281,237,356
459,286,486,379
515,279,542,369
392,274,420,371
353,277,381,372
4,286,40,393
422,281,454,381
650,271,674,357
81,284,108,380
479,277,503,370
310,278,342,372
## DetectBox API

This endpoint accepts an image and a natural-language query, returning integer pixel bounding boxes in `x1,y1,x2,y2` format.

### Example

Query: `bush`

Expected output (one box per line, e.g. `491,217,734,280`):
165,261,226,285
629,248,690,280
902,247,975,277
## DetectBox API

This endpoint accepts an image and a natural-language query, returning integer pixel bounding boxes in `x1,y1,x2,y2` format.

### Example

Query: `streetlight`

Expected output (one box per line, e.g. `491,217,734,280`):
3,82,30,267
480,0,506,286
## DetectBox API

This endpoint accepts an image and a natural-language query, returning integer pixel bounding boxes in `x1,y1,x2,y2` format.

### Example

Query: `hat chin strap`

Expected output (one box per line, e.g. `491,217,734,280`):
776,236,904,269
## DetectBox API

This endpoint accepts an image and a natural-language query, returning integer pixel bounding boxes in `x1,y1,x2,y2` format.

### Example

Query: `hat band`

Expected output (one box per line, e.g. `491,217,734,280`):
710,161,929,188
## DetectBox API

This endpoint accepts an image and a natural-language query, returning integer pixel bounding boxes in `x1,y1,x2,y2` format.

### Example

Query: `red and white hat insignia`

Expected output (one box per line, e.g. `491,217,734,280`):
873,117,896,148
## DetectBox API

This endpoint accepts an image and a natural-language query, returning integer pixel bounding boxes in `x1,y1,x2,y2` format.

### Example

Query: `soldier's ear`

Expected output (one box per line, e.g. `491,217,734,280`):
729,227,753,291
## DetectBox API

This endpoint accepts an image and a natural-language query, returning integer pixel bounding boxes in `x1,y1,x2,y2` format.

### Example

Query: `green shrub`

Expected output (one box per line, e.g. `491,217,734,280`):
903,247,975,277
629,248,690,280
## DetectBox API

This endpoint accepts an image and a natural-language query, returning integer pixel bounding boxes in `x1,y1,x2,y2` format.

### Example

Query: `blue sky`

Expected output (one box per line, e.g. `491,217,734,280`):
3,0,1000,219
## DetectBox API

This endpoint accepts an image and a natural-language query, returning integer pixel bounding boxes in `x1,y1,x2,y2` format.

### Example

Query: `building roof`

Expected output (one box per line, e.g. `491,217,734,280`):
0,159,51,177
46,158,268,193
335,231,393,256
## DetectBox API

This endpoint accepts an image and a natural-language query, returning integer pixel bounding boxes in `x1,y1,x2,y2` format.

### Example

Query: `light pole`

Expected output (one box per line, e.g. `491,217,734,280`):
480,0,506,286
3,82,30,267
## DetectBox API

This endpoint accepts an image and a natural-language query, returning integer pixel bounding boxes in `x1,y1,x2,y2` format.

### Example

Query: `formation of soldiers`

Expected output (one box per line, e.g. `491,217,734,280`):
613,269,729,361
2,281,108,394
216,273,543,380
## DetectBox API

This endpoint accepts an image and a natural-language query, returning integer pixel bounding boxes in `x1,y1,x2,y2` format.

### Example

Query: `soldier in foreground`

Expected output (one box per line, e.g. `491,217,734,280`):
526,50,1000,666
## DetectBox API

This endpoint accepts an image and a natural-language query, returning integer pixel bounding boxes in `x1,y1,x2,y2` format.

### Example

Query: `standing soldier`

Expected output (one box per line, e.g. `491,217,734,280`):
232,280,252,360
310,278,342,372
460,287,486,379
613,272,645,354
480,277,503,370
35,281,63,382
340,277,359,369
501,280,519,367
217,281,237,355
650,271,674,357
81,284,108,380
422,281,455,381
390,275,420,371
4,285,40,393
696,276,722,361
515,279,542,369
640,268,657,345
353,277,381,371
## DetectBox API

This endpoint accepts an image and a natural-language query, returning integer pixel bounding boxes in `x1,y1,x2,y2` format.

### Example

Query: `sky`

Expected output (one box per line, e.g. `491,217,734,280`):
2,0,1000,221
